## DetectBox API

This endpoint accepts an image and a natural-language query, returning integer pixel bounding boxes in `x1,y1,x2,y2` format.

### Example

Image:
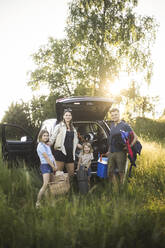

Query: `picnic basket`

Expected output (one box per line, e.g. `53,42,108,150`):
49,171,70,196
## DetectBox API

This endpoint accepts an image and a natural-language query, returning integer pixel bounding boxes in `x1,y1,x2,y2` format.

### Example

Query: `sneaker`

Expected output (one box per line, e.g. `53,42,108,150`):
35,201,41,208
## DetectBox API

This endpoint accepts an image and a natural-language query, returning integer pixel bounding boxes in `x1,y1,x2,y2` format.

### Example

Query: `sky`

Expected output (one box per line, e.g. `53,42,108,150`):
0,0,165,121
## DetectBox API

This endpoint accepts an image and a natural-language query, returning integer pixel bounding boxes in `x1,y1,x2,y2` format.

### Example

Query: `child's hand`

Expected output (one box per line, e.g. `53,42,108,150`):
104,152,110,157
52,166,57,172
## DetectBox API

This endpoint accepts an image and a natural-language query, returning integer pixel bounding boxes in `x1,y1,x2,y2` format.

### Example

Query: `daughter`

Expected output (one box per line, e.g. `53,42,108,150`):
77,142,93,187
36,129,57,207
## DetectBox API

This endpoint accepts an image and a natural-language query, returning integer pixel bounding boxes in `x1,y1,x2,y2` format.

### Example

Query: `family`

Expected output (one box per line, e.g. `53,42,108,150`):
36,108,137,207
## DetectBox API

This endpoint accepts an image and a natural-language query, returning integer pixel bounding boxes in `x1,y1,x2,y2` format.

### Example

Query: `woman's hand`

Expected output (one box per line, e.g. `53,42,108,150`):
77,143,83,149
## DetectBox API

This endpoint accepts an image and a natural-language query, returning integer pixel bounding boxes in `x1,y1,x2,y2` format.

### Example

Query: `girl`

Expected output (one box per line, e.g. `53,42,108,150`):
36,130,57,207
77,142,93,187
49,109,82,178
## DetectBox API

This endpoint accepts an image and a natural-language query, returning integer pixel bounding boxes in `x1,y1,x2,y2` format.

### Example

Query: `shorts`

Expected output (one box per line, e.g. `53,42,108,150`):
40,163,53,174
54,150,74,163
108,151,127,174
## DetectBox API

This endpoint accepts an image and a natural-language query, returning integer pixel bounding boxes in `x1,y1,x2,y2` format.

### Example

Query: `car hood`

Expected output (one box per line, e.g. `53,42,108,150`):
56,97,113,121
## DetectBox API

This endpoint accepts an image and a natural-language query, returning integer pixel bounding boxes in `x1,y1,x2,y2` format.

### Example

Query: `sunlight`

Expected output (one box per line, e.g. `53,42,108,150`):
107,73,130,96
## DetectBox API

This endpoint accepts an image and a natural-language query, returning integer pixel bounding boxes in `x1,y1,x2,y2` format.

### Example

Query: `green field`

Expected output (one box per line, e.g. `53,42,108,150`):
0,137,165,248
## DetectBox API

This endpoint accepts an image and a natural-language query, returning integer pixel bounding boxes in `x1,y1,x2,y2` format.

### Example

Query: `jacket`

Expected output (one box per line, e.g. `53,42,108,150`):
120,130,142,177
49,122,78,160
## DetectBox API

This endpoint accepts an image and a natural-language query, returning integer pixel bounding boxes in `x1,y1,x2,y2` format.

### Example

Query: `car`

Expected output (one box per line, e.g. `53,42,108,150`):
1,96,113,174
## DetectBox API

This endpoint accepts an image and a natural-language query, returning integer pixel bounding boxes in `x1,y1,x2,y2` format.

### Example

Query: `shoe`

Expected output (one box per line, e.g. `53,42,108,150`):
35,201,41,208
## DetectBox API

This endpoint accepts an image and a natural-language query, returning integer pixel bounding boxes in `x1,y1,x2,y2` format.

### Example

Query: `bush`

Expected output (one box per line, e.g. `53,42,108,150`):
133,117,165,142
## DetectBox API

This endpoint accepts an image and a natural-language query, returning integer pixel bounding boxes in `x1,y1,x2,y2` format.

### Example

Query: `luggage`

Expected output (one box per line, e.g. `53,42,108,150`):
77,165,88,194
97,155,108,178
48,171,70,196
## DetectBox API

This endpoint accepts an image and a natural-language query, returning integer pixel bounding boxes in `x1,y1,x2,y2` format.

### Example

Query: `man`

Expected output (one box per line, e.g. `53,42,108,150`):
108,108,137,183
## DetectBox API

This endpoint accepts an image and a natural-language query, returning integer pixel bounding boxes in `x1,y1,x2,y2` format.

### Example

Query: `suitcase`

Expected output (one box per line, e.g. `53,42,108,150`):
77,165,88,194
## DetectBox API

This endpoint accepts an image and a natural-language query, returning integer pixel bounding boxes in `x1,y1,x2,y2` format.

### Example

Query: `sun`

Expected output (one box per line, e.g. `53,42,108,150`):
107,73,130,96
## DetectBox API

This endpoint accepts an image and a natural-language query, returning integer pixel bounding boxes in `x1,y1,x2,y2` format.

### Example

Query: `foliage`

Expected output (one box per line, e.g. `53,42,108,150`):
1,93,63,133
28,38,76,96
66,0,157,95
27,0,157,97
132,117,165,142
115,81,159,119
1,101,35,135
29,93,62,128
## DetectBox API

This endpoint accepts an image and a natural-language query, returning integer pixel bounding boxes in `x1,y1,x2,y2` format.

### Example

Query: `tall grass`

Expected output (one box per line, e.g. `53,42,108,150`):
0,140,165,248
133,117,165,144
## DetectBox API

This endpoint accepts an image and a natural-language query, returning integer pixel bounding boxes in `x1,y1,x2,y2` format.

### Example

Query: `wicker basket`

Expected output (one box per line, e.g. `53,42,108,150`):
48,172,70,196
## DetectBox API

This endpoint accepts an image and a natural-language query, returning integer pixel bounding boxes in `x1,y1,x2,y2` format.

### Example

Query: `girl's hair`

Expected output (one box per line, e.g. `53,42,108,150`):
82,142,93,154
62,109,74,130
38,129,49,142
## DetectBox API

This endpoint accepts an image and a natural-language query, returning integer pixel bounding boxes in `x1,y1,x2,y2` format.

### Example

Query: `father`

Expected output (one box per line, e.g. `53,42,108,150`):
108,108,137,183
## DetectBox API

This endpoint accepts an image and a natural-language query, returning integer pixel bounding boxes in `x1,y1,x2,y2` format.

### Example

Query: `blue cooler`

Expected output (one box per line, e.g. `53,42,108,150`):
97,156,108,178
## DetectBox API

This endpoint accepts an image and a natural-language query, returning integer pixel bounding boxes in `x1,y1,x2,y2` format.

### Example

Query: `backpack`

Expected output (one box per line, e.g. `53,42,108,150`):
76,165,88,194
120,130,142,177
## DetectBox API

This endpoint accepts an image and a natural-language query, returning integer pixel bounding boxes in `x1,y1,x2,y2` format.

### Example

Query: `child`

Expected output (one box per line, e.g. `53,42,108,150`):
77,142,93,187
36,129,57,207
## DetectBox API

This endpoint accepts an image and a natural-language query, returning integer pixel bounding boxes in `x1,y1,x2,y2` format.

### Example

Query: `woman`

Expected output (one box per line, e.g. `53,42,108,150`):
36,130,57,207
49,109,81,177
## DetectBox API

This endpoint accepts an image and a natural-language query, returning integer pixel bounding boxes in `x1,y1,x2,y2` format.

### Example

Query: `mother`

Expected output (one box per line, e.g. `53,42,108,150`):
49,109,81,178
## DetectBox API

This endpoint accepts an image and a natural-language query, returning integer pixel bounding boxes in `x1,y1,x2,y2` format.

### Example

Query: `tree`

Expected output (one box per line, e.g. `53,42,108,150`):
29,93,62,128
28,0,157,98
114,81,159,119
28,38,77,96
2,101,35,135
65,0,157,95
1,93,62,137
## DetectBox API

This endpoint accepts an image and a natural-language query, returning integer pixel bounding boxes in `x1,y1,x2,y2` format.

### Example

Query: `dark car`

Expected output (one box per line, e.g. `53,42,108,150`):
1,97,113,174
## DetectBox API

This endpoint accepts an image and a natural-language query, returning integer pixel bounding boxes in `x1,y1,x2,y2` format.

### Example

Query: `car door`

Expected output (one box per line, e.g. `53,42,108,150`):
1,124,36,163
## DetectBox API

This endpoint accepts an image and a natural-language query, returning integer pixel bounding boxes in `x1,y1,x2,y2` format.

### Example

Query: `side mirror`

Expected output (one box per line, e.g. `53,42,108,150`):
21,136,27,142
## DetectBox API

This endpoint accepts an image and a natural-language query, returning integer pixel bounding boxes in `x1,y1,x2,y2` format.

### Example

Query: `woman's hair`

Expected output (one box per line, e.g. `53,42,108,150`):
62,109,74,130
82,142,93,154
38,129,49,142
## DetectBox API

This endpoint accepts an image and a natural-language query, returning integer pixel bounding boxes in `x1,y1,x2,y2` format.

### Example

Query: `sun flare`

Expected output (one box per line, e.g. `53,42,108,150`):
107,73,130,96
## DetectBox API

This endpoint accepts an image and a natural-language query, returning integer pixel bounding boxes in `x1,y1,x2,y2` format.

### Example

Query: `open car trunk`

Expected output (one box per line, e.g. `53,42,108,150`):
56,96,113,121
73,121,110,173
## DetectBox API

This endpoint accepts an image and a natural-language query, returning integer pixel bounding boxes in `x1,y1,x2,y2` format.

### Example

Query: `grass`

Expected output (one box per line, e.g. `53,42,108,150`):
133,117,165,144
0,140,165,248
